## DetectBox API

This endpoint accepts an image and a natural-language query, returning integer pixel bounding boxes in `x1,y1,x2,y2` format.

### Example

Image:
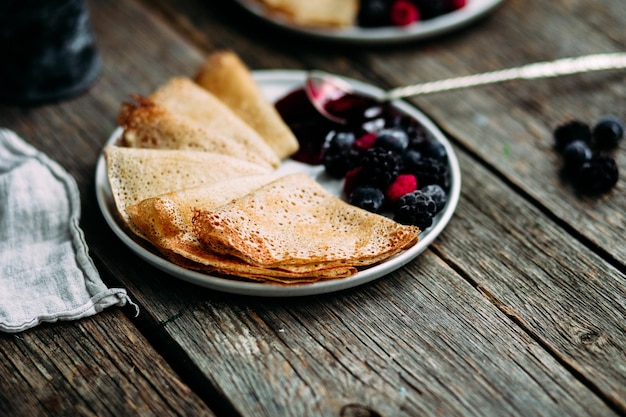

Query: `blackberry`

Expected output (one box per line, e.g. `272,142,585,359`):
574,156,619,195
421,184,447,212
322,147,361,178
349,186,385,213
412,0,451,19
562,140,592,172
403,156,450,190
322,131,360,178
358,146,402,189
394,190,438,229
592,115,624,150
554,120,591,151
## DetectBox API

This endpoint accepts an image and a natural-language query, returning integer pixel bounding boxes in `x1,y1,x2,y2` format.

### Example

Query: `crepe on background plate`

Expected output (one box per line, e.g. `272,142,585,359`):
195,50,299,159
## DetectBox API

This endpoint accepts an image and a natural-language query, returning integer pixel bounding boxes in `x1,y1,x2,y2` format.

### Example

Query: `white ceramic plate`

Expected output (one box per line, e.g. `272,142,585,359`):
232,0,505,44
95,70,461,297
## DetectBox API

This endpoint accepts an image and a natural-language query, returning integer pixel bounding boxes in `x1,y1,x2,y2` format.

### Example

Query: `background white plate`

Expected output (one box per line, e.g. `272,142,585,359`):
232,0,505,44
95,70,461,297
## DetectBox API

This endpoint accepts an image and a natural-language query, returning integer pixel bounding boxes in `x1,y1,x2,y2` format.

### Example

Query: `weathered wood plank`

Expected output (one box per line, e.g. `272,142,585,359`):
0,311,215,416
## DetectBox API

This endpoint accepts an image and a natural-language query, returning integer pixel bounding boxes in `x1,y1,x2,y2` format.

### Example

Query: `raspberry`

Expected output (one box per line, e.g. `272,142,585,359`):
592,115,624,150
358,146,401,189
574,156,619,195
390,0,420,26
394,190,437,229
343,166,363,197
451,0,467,10
554,120,591,151
354,132,377,151
386,174,418,203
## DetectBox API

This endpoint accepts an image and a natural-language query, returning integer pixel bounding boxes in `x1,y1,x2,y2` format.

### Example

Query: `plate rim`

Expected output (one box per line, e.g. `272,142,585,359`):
232,0,506,44
95,69,461,297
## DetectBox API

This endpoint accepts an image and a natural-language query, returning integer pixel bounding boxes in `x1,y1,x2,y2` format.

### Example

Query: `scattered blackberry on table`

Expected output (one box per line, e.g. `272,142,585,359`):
394,190,438,229
349,186,385,213
592,115,624,150
574,156,619,196
553,120,592,151
562,140,592,172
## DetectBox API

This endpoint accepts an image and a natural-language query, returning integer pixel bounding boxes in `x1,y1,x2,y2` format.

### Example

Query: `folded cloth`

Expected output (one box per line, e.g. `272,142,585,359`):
0,128,137,333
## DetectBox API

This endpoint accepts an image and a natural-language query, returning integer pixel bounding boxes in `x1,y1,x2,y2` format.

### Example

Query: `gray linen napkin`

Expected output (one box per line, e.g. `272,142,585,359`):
0,128,136,333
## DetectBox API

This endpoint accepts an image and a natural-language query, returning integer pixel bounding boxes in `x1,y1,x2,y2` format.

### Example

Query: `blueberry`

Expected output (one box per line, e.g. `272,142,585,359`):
402,149,422,169
349,186,385,213
554,120,591,151
592,115,624,150
375,128,409,154
358,0,392,27
420,140,447,161
574,156,619,195
326,131,356,149
562,140,592,172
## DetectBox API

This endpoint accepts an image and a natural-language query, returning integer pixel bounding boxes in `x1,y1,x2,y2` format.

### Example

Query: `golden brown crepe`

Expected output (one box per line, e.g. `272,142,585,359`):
255,0,358,28
117,77,280,169
126,174,356,283
192,173,420,269
104,145,271,235
195,50,299,159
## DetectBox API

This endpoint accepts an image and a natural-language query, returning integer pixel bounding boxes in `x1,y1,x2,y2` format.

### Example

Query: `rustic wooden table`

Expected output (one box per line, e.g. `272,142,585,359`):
1,0,625,416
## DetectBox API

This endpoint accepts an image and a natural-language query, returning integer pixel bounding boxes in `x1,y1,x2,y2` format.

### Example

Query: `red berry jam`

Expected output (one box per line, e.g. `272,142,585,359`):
275,87,398,165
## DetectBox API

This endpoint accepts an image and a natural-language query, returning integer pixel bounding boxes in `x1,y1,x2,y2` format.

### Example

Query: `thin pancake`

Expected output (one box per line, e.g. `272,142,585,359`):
194,50,299,159
118,77,280,168
104,145,270,235
192,173,420,268
126,175,355,282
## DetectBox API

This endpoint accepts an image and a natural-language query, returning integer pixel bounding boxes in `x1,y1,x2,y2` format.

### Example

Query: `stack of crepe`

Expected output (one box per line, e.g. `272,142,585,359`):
105,50,419,285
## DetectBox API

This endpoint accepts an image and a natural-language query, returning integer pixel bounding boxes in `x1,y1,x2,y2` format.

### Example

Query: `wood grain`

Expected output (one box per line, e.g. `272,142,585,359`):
0,0,624,416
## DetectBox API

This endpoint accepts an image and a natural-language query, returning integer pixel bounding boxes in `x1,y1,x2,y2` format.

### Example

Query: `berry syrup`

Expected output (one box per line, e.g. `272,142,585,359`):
275,87,398,165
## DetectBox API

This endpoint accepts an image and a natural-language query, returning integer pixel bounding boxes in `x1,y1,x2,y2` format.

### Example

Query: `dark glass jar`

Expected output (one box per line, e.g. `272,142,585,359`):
0,0,102,105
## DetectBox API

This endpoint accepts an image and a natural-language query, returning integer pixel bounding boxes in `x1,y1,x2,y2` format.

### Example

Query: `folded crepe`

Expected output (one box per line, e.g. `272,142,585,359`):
117,77,280,169
104,145,271,235
126,174,356,283
255,0,358,27
195,50,299,159
192,173,420,269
